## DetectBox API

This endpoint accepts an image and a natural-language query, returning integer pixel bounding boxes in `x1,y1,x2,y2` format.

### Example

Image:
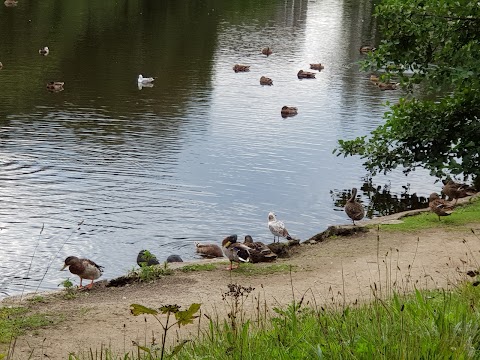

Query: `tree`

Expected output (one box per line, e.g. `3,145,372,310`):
335,0,480,187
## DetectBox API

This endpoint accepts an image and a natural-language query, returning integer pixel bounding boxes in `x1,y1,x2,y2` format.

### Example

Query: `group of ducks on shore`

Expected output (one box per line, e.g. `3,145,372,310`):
60,180,476,289
60,211,298,288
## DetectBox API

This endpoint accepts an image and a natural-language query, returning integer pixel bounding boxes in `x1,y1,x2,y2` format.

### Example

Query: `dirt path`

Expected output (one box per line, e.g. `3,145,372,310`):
3,211,480,359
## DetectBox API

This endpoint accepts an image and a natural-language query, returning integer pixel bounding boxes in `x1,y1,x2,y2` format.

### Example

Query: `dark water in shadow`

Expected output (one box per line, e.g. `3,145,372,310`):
0,0,437,298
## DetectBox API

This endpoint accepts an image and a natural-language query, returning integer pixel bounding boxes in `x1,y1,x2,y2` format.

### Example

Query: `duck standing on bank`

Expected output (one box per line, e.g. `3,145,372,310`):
441,180,476,204
61,256,104,289
222,234,250,270
344,187,365,225
429,192,455,221
268,212,293,243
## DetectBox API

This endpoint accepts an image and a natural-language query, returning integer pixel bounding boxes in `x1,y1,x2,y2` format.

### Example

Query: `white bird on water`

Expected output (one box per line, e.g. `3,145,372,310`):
268,212,293,243
138,74,155,84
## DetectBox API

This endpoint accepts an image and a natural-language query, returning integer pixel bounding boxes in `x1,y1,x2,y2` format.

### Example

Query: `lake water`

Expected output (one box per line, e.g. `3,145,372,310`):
0,0,438,299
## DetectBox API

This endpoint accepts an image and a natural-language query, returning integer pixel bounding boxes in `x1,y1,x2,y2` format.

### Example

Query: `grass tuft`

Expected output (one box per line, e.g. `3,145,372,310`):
179,263,217,272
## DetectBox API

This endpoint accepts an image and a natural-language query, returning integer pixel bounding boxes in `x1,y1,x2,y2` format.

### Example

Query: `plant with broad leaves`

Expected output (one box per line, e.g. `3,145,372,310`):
130,302,201,360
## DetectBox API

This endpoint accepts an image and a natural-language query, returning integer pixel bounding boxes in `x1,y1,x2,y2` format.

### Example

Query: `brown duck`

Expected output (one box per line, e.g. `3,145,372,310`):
260,76,273,86
243,235,277,263
429,192,454,220
344,187,365,225
297,70,316,79
441,180,476,204
61,256,104,289
46,81,64,92
233,64,250,72
195,242,224,258
261,47,272,56
310,63,324,71
281,106,298,118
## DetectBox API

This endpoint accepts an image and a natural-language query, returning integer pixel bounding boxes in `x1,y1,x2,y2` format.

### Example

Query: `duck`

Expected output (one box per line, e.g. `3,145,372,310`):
195,241,224,258
281,106,298,118
222,234,250,270
166,254,183,263
138,74,155,84
441,180,476,204
310,63,324,71
297,70,316,79
243,235,277,263
376,81,398,90
136,250,160,267
61,256,104,289
261,47,272,56
233,64,250,72
39,46,49,56
344,187,365,225
0,62,3,69
429,192,455,221
260,76,273,86
359,46,376,53
46,81,64,92
370,74,380,82
4,0,18,7
268,212,293,243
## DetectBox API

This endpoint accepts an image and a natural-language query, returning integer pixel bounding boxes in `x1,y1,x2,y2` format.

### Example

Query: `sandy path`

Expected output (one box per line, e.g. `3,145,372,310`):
3,217,480,359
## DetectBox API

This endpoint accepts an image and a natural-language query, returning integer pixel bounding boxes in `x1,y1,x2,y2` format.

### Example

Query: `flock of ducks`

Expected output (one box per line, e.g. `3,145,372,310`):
61,211,294,287
61,180,477,289
232,47,326,118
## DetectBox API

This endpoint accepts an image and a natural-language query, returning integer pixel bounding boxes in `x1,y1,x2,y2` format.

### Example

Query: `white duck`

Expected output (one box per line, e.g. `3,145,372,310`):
268,212,293,243
138,74,155,84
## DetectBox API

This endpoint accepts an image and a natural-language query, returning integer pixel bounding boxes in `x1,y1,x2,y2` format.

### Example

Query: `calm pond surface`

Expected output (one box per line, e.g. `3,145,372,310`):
0,0,438,298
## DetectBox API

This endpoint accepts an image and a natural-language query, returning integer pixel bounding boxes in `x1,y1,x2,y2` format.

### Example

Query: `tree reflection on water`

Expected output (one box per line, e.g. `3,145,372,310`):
332,175,429,219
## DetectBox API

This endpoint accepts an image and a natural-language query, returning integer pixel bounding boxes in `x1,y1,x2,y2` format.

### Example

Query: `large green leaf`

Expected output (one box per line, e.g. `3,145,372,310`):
130,304,158,316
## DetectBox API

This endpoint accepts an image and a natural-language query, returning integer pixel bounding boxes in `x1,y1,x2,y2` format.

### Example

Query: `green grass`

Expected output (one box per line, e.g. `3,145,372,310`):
376,196,480,232
176,284,480,359
0,306,60,344
179,263,218,272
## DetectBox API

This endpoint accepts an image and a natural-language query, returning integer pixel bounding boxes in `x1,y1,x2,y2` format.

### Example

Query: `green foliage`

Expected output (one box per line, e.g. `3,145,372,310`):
179,263,217,272
0,306,56,344
177,285,480,359
128,264,173,283
130,302,200,360
336,0,480,182
59,278,77,300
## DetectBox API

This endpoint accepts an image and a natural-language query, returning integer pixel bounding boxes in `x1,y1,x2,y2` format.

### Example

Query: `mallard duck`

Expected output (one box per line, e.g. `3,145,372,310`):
136,250,160,267
4,0,18,7
260,76,273,86
359,46,376,53
222,234,250,270
376,82,398,90
297,70,316,79
441,180,476,204
138,74,154,84
195,241,224,258
233,64,250,72
166,254,183,263
243,235,277,263
268,212,293,243
310,63,324,71
61,256,104,289
429,192,454,220
261,47,272,56
370,74,380,82
281,106,298,118
46,81,64,92
39,46,49,56
344,187,365,225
